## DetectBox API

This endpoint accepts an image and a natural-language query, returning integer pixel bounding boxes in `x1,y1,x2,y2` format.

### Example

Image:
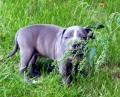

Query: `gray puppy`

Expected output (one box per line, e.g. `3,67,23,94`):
8,24,94,84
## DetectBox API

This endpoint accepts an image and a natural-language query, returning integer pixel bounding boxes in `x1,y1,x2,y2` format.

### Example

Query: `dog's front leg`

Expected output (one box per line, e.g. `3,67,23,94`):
58,61,73,85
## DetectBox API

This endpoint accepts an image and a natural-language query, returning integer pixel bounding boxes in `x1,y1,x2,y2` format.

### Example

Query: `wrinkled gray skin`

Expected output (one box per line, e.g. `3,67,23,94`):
8,24,94,85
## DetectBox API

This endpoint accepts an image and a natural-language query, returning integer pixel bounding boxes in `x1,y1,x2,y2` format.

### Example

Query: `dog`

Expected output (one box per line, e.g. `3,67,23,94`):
8,24,94,84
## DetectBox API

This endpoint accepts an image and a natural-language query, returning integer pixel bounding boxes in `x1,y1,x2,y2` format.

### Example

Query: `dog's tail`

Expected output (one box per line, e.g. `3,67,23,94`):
7,31,19,58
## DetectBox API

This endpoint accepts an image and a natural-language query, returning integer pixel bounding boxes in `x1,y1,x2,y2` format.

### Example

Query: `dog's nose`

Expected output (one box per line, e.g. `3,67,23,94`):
72,43,80,48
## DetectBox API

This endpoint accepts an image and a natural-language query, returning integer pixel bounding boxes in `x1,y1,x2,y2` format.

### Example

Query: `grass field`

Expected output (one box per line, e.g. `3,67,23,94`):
1,0,120,97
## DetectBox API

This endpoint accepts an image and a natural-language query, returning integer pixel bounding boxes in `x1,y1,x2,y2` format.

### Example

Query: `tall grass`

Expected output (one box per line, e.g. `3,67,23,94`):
0,0,120,96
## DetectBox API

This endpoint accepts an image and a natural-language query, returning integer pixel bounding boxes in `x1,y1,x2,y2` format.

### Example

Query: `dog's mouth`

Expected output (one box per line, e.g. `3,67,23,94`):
66,39,88,57
71,44,89,57
72,49,84,57
65,46,88,60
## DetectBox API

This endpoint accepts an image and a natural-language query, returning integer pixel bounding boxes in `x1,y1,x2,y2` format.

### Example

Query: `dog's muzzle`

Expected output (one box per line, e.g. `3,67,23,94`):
71,41,88,56
72,42,80,49
66,39,88,57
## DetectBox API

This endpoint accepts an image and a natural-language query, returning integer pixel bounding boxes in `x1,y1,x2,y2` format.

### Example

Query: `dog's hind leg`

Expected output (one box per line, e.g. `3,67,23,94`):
29,55,40,77
19,48,34,75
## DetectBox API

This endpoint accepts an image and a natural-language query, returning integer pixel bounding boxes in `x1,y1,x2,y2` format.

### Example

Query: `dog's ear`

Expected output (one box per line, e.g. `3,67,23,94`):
85,28,95,39
57,28,66,43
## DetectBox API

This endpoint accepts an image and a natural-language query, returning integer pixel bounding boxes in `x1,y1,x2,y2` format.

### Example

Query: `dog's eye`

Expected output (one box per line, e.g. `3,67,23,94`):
65,36,69,39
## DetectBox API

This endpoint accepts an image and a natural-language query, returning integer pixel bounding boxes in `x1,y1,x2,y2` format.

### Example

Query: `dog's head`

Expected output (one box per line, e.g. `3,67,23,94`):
58,26,95,57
